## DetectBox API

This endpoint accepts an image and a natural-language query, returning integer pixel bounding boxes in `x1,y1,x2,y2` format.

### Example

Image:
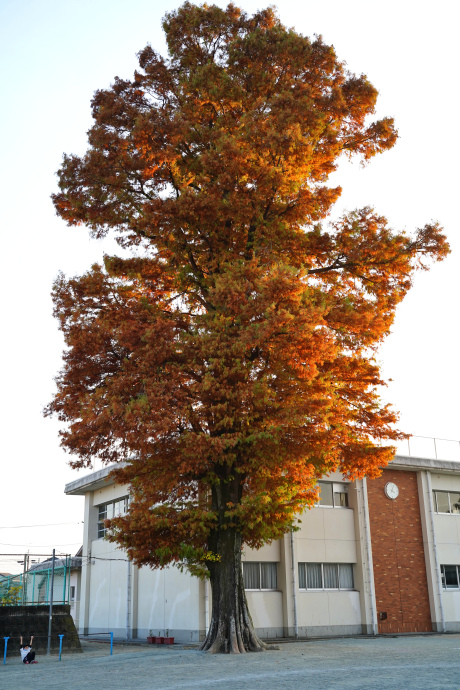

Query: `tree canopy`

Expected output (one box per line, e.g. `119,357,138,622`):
47,2,449,652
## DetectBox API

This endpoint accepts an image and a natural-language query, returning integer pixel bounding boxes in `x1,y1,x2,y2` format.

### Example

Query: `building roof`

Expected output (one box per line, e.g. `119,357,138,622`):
64,465,120,496
64,455,460,498
390,455,460,473
28,556,83,571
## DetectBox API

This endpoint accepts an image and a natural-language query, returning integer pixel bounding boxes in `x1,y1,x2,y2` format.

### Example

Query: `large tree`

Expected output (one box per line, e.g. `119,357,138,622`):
47,3,448,653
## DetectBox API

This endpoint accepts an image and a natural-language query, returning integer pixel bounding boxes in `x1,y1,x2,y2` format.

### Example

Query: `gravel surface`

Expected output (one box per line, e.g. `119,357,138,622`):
2,634,460,689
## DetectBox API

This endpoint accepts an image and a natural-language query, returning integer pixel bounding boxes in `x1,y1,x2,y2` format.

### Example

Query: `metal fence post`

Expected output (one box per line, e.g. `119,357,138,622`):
21,554,26,604
3,637,9,665
47,549,56,655
62,555,67,604
58,634,64,661
110,632,113,655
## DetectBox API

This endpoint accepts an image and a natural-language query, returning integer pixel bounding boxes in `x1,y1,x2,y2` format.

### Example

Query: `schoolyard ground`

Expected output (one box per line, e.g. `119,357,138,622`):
2,634,460,689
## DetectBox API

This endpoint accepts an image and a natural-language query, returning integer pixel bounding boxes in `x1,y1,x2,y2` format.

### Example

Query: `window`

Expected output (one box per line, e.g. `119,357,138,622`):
433,491,460,514
316,482,349,508
298,563,354,590
441,565,460,589
70,586,76,601
97,497,129,538
243,562,278,590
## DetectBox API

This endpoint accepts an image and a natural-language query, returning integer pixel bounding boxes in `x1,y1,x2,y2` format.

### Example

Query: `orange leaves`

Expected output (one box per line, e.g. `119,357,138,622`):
52,4,400,274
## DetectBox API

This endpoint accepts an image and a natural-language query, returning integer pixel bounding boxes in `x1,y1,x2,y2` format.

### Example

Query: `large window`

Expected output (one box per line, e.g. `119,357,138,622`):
316,481,349,508
298,563,354,590
441,565,460,589
433,491,460,514
243,562,278,590
97,497,129,538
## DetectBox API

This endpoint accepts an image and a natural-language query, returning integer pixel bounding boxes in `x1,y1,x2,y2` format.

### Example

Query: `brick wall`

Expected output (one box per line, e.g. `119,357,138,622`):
367,469,432,633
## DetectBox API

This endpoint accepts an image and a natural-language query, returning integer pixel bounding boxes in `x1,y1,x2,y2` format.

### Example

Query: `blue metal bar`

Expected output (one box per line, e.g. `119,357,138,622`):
59,635,64,661
110,632,113,655
3,637,8,665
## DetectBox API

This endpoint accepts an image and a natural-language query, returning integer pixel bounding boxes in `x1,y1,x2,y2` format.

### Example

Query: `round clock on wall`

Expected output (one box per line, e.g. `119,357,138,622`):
384,482,399,499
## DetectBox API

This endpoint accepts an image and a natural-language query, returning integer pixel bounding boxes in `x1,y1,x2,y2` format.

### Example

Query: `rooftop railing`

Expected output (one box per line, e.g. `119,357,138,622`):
390,435,460,462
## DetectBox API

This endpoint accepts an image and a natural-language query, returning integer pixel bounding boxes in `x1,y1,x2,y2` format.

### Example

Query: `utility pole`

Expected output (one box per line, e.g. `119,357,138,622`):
47,550,56,655
21,553,29,605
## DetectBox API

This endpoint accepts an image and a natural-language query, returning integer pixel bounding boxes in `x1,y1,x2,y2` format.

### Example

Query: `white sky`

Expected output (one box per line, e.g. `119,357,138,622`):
0,0,458,559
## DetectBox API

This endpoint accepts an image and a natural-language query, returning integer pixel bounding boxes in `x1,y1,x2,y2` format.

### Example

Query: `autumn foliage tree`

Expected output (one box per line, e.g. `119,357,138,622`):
47,3,449,653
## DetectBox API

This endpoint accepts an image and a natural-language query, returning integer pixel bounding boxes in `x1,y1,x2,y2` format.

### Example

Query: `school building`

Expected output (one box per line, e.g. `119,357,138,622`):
64,454,460,641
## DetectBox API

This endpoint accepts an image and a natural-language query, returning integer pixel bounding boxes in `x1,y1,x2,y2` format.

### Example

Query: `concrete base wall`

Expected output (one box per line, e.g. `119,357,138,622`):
287,624,363,638
86,627,202,644
439,622,460,633
0,605,81,656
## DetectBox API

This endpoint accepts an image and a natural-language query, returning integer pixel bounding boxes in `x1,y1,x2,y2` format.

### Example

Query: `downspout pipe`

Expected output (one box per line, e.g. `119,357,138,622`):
426,471,446,633
362,478,378,635
290,530,299,638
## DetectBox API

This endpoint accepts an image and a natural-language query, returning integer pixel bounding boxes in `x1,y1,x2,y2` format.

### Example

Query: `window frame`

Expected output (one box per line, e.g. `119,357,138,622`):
433,490,460,515
97,496,129,539
316,481,350,509
441,564,460,590
242,562,278,591
298,562,355,591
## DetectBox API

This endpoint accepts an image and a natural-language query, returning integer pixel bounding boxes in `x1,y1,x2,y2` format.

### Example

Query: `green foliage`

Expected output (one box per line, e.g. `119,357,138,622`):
0,584,22,606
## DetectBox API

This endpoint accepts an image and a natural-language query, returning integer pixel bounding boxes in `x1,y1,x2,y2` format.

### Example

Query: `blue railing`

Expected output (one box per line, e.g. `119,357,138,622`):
2,632,114,664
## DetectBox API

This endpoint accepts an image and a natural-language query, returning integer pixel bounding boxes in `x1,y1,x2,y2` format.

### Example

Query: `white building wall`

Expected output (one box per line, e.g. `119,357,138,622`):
67,457,460,642
296,590,362,636
431,474,460,631
88,540,128,635
69,569,81,628
136,565,201,642
80,481,203,640
293,478,362,636
245,591,283,637
240,473,363,637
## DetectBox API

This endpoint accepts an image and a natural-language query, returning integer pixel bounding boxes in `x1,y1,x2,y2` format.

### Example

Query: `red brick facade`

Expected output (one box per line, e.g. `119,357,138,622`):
367,469,432,633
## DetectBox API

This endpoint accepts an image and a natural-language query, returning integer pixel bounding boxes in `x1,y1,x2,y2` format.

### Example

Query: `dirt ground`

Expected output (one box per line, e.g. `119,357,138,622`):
2,634,460,689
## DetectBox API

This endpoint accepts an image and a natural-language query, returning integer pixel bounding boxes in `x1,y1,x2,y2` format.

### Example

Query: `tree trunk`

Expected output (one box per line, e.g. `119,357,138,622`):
198,525,276,653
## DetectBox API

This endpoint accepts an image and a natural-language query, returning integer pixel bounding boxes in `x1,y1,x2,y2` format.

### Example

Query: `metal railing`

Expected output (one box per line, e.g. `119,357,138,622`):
0,553,72,606
391,435,460,462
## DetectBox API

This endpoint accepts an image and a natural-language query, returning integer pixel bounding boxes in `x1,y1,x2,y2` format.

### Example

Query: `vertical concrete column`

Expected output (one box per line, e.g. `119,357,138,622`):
350,478,377,635
131,564,139,638
279,533,295,637
417,471,444,632
198,579,208,642
80,491,95,635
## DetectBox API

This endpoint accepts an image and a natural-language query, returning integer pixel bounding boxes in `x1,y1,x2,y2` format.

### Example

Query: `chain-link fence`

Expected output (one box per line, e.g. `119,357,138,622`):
0,554,72,606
